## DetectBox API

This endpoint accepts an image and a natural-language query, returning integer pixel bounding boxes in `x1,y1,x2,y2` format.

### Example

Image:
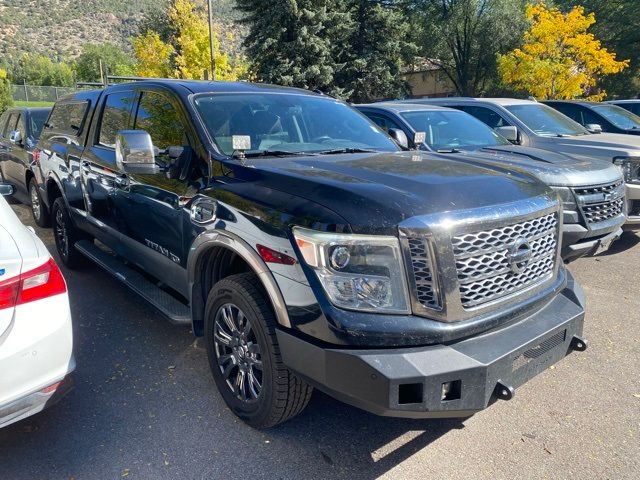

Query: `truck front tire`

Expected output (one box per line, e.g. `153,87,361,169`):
204,273,313,428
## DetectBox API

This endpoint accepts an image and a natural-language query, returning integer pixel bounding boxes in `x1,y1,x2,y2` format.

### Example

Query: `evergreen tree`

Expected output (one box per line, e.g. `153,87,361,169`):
235,0,351,95
337,0,416,102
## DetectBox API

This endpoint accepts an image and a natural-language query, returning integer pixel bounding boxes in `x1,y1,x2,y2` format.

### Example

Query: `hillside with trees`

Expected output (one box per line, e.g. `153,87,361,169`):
0,0,239,60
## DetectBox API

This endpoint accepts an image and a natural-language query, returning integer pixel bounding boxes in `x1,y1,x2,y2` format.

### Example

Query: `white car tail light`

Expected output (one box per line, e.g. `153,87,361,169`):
0,258,66,310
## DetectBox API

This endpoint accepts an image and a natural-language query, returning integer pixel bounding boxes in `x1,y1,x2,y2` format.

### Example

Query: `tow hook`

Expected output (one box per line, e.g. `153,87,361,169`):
570,335,588,352
494,380,515,401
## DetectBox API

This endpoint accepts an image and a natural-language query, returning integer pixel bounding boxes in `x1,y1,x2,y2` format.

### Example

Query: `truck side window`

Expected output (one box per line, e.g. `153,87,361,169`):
460,106,510,128
134,91,187,150
47,102,89,136
98,91,135,148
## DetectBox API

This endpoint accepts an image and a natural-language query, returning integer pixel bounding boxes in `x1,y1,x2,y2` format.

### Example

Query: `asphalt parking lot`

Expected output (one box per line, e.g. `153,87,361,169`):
1,203,639,480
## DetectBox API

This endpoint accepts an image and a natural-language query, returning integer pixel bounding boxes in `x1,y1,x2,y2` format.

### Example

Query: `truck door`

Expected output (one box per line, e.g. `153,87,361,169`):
108,88,197,295
79,89,136,246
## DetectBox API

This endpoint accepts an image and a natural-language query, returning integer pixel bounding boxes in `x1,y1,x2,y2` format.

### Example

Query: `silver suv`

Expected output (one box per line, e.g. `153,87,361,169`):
404,98,640,229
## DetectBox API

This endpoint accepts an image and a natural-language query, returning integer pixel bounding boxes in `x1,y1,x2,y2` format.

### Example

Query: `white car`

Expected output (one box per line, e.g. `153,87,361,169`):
0,184,74,428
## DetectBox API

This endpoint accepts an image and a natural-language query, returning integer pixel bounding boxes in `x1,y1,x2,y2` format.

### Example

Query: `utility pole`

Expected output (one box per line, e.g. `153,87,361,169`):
207,0,216,81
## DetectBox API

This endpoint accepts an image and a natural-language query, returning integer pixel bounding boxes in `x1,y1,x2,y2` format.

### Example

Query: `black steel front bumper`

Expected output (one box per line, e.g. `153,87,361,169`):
277,275,586,418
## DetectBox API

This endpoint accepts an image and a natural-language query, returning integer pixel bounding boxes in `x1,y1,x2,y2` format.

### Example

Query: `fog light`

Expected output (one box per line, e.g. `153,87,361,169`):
441,380,462,401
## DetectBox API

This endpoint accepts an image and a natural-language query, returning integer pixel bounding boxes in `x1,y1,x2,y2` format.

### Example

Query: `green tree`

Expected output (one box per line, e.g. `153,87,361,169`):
236,0,351,95
337,1,416,102
8,54,74,86
75,43,136,82
406,0,529,96
0,68,12,114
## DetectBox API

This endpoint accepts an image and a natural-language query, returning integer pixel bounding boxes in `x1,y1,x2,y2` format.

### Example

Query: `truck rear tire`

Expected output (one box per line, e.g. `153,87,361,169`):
204,273,313,428
52,197,89,269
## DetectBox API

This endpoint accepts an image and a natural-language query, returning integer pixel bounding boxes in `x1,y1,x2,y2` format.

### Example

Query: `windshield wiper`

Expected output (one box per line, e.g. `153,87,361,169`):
314,147,378,155
436,148,461,153
241,150,319,158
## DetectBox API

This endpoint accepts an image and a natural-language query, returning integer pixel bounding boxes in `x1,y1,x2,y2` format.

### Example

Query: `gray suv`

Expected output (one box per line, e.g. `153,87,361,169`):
404,98,640,229
360,102,625,262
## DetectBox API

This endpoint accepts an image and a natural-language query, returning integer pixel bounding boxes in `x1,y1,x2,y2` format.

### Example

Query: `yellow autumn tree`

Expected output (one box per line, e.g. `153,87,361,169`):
169,0,246,81
132,0,248,81
497,3,628,100
132,31,175,78
0,68,12,113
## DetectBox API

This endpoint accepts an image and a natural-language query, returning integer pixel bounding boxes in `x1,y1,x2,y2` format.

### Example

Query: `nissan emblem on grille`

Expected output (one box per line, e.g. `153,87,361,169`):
508,238,533,274
451,213,557,309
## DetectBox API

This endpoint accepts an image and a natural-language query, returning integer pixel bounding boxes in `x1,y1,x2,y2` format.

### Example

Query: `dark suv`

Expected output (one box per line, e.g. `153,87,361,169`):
0,107,51,224
34,81,587,428
543,100,640,136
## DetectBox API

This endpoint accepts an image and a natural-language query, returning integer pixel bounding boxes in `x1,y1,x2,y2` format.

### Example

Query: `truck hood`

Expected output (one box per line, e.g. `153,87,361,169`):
460,145,622,187
239,150,550,233
535,132,640,162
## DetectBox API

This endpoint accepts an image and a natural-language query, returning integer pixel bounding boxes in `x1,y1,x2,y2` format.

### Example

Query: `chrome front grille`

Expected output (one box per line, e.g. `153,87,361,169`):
402,196,561,322
573,180,623,196
407,237,439,308
451,213,557,309
573,180,625,225
582,198,625,224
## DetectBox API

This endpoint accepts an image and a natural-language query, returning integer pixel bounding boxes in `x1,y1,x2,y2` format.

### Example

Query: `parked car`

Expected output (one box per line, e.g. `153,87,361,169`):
35,81,587,428
357,103,625,262
404,98,640,229
0,183,74,429
542,100,640,136
606,99,640,116
0,107,52,226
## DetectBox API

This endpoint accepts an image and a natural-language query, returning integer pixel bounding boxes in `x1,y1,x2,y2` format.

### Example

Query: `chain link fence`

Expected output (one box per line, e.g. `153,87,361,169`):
11,84,91,102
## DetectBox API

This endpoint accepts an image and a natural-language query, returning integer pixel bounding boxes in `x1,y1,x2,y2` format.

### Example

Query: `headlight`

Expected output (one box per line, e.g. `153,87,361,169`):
292,227,410,314
614,157,640,184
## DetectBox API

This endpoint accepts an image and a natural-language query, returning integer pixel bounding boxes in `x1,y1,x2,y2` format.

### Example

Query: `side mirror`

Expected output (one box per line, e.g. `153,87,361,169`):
388,128,409,149
0,183,15,196
9,130,22,145
586,123,603,134
494,125,519,143
115,130,159,175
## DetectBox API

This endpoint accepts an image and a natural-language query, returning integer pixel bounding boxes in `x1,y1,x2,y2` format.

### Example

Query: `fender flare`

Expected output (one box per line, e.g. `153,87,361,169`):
44,172,65,208
187,230,292,329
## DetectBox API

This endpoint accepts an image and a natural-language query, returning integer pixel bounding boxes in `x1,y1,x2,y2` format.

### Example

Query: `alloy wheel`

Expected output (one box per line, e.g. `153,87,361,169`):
213,303,263,403
55,208,69,258
30,183,41,221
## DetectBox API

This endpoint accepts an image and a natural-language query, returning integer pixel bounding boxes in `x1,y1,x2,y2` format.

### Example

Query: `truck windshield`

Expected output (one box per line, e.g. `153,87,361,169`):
194,93,399,157
591,104,640,130
505,104,589,137
399,110,510,150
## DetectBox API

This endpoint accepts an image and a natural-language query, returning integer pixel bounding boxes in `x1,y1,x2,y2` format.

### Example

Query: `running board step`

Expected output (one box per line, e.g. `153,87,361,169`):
75,240,191,325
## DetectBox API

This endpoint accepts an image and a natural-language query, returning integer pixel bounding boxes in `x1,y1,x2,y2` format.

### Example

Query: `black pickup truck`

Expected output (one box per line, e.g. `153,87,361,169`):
33,80,587,428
